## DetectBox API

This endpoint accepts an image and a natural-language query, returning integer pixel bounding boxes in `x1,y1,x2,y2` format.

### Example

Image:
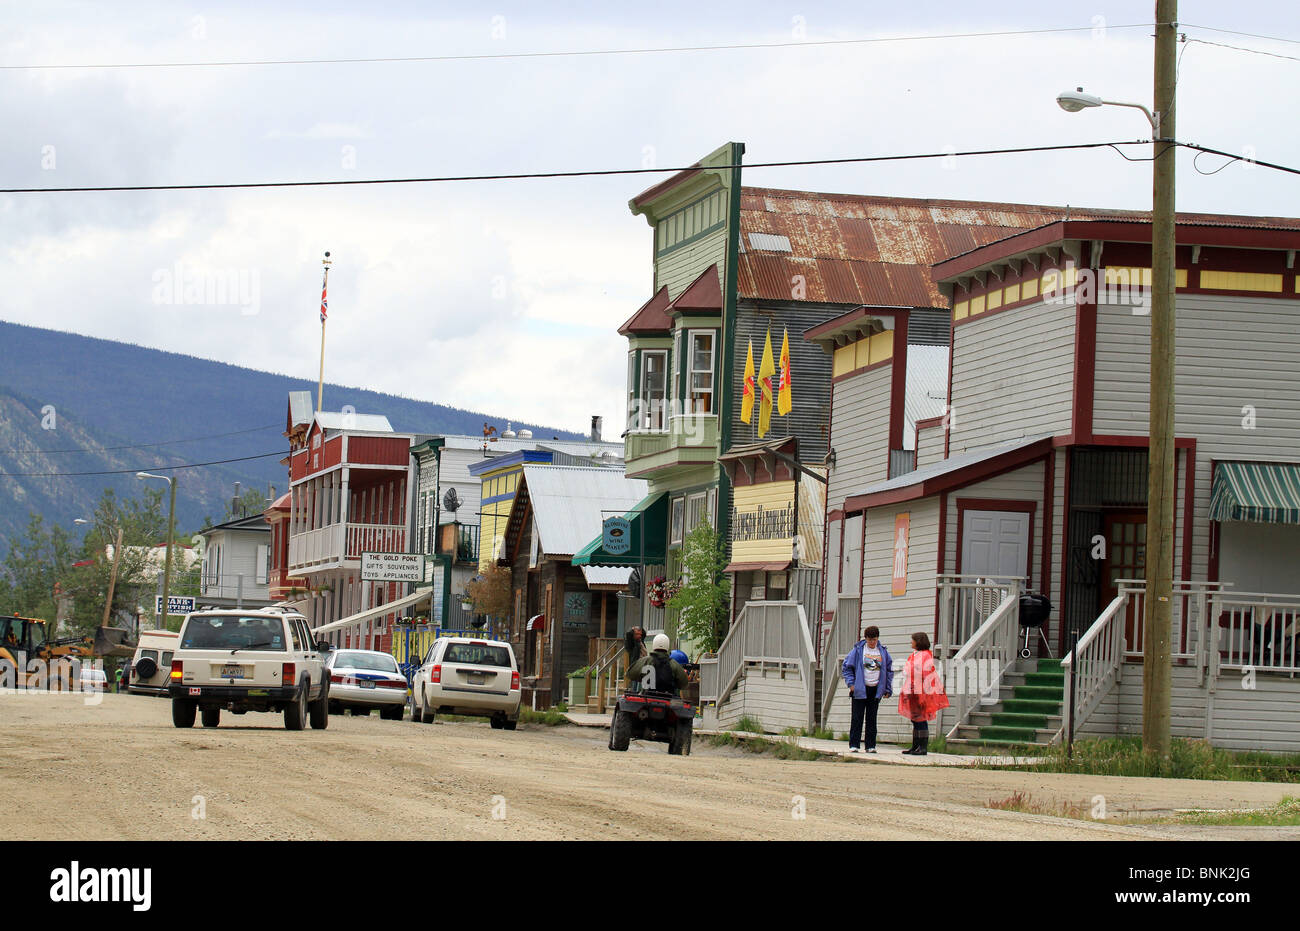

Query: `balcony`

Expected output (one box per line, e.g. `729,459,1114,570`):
625,414,719,475
288,521,407,572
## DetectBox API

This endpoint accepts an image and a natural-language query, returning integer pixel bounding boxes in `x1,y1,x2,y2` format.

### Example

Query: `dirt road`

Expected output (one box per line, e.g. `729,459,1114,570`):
2,692,1293,840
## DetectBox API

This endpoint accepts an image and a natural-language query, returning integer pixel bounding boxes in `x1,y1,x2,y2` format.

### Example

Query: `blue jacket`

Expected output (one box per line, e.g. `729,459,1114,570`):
841,640,894,699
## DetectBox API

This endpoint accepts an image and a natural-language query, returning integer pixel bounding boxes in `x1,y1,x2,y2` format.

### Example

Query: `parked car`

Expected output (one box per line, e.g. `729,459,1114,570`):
79,667,108,692
127,629,180,696
325,649,408,719
411,637,520,729
168,607,328,731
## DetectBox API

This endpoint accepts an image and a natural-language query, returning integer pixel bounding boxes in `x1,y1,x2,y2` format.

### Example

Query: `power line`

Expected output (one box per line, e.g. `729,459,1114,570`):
1177,142,1300,177
0,23,1159,71
0,140,1153,194
1183,23,1300,47
0,422,281,455
1183,36,1300,64
0,450,288,477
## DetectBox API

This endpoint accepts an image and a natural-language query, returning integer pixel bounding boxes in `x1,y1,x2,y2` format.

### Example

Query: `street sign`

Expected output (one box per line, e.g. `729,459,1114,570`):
155,596,196,616
361,552,424,582
602,516,631,555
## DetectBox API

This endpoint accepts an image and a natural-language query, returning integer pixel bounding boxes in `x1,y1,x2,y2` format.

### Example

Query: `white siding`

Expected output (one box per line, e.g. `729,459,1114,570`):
1078,664,1300,754
714,663,811,734
1049,447,1067,624
656,226,727,298
853,496,941,742
438,448,484,527
916,421,945,469
828,365,892,511
943,458,1046,587
1094,293,1300,583
948,299,1076,452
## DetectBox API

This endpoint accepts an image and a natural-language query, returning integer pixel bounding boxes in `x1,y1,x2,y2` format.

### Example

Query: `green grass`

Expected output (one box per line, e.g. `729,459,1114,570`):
1169,796,1300,826
730,715,765,733
518,707,571,727
780,725,836,741
705,731,829,762
976,737,1300,783
927,734,948,754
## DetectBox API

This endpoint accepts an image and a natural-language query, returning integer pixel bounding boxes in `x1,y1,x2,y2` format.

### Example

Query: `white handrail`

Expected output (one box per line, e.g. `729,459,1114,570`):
1060,591,1129,741
943,582,1020,740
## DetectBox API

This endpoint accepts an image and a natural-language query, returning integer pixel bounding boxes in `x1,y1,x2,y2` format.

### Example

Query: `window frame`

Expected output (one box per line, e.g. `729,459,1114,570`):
639,349,668,431
685,328,716,415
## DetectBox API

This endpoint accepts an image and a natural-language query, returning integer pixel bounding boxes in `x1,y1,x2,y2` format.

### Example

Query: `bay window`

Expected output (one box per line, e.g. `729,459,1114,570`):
686,330,715,414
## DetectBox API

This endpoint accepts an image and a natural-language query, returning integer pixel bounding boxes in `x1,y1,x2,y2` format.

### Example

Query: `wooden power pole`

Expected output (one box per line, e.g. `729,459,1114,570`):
1144,0,1178,758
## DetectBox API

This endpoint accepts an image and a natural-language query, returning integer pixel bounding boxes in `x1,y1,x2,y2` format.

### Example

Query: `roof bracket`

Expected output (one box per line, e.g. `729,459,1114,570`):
989,264,1004,282
1288,250,1296,270
1061,241,1081,265
1192,244,1202,265
1045,247,1060,265
1025,252,1041,272
1089,240,1104,270
973,270,987,288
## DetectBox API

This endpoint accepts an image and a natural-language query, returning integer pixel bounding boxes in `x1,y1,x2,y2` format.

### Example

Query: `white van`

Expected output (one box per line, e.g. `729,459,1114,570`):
127,629,180,696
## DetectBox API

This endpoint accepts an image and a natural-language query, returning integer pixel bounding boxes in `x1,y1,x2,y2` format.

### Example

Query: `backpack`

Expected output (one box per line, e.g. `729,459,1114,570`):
648,652,678,695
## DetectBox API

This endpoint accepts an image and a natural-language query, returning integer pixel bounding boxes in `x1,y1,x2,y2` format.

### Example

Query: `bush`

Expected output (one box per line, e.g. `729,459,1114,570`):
730,715,765,734
981,737,1300,783
518,707,570,727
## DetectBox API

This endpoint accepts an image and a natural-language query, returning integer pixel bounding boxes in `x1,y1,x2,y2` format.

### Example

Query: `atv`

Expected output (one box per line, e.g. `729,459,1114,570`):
608,687,694,755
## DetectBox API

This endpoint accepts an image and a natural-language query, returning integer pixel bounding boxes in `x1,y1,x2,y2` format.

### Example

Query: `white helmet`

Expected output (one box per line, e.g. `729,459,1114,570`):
651,633,671,653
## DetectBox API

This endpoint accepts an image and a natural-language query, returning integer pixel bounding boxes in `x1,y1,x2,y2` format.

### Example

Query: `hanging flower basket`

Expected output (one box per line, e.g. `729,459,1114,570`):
646,576,680,609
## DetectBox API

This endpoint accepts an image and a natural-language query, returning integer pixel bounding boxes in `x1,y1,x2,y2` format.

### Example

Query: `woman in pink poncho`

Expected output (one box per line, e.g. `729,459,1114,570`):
897,631,949,756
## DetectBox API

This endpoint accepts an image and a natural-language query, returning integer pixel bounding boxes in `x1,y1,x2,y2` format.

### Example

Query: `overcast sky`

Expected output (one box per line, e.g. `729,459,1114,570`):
2,1,1295,440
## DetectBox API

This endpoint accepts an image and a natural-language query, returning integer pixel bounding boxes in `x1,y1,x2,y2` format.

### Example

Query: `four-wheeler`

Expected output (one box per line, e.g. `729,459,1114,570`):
608,686,693,755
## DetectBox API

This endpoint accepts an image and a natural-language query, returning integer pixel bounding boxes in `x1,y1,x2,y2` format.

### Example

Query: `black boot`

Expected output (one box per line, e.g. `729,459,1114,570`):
914,723,929,756
901,724,921,754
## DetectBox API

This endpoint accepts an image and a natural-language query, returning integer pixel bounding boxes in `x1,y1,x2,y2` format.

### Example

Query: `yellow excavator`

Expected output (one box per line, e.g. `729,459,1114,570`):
0,614,133,689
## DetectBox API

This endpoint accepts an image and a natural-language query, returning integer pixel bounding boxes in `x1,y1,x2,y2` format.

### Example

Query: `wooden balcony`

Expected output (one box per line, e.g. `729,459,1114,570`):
625,414,719,475
288,522,407,572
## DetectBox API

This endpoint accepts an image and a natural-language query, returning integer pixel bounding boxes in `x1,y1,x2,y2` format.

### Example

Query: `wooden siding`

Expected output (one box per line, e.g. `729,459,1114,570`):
656,225,727,299
732,301,850,465
827,364,892,511
948,299,1076,451
1078,665,1300,754
943,458,1045,575
824,679,912,744
860,497,941,663
1093,292,1300,582
916,422,945,469
715,663,810,734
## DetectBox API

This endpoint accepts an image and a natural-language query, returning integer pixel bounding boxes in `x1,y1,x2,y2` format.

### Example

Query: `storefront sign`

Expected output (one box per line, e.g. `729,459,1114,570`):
155,595,195,616
730,481,797,564
602,516,631,555
361,552,424,582
891,513,910,597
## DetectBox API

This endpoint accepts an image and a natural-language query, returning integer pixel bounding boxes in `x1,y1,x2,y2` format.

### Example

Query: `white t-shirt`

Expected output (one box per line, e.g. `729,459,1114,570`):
862,643,883,688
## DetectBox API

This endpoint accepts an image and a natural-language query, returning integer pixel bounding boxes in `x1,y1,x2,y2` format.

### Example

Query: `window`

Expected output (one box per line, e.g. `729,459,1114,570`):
686,492,708,534
686,330,715,414
256,545,269,584
640,350,667,430
626,351,637,430
670,497,685,545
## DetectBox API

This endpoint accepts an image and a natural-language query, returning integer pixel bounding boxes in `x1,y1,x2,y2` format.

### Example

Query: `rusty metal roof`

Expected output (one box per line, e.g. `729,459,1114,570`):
618,285,673,335
739,187,1300,309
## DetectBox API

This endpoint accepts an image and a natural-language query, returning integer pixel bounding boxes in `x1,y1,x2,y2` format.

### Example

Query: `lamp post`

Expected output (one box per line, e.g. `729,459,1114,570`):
1055,2,1178,758
137,472,178,631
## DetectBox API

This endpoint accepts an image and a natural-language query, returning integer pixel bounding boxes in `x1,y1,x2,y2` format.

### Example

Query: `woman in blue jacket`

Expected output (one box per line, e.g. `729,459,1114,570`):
841,625,893,753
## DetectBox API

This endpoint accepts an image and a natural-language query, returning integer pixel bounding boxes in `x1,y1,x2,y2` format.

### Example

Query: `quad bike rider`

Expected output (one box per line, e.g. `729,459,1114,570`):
608,633,694,755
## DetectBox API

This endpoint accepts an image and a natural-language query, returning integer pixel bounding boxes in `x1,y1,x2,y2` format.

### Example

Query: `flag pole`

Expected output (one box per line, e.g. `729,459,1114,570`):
317,251,331,412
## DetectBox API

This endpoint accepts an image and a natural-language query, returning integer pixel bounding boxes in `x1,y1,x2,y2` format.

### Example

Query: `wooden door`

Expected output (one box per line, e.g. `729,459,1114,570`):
1101,512,1146,649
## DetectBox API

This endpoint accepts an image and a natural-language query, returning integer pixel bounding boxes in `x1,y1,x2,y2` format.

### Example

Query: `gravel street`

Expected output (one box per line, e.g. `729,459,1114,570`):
3,692,1295,841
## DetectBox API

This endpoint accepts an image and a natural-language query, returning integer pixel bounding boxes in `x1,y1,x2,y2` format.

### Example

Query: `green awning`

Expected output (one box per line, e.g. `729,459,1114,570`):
1209,461,1300,524
572,491,668,566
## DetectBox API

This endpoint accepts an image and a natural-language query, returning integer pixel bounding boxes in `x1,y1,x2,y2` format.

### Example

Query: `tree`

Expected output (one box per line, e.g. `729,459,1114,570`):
464,565,511,620
668,521,730,654
0,513,77,625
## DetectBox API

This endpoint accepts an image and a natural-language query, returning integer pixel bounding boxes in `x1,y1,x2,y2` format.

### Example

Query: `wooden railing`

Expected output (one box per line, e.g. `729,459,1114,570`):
936,574,1024,661
942,585,1021,741
1211,591,1300,675
1060,588,1131,742
709,600,818,731
585,637,627,713
820,595,860,728
289,521,406,569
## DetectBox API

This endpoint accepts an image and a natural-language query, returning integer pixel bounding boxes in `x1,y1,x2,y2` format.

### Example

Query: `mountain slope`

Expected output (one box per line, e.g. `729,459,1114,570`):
0,319,583,553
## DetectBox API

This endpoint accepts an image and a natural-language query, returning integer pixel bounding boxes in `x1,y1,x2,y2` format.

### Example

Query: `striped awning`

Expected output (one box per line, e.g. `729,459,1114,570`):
1209,462,1300,524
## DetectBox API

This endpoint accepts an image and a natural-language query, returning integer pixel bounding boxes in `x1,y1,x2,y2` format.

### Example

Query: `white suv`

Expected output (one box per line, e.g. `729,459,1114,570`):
411,637,520,729
168,608,329,731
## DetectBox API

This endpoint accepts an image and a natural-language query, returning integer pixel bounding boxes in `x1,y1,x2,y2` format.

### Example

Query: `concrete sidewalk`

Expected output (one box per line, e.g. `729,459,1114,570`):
563,712,1043,767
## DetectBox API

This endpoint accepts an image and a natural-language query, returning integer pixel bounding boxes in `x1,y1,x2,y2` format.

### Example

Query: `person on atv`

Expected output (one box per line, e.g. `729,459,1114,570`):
625,634,688,696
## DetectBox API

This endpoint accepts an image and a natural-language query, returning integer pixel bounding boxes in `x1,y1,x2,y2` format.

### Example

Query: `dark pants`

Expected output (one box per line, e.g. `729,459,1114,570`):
848,690,882,749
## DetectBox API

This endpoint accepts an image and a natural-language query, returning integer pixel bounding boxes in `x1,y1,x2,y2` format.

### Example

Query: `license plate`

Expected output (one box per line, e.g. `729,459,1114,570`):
188,687,201,696
359,680,376,689
221,664,246,679
465,673,485,683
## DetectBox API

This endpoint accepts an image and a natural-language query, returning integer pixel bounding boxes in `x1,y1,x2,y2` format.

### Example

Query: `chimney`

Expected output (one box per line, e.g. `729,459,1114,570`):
232,482,242,517
590,415,603,443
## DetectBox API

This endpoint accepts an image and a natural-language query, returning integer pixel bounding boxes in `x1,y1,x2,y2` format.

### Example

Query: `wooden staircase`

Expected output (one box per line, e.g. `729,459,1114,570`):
947,658,1064,748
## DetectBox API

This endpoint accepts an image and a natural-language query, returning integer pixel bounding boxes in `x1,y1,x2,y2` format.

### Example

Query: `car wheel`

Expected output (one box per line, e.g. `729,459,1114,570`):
503,718,517,731
284,682,307,731
490,714,503,729
310,679,329,730
329,700,342,715
610,710,631,751
201,707,220,728
172,698,196,729
381,705,401,721
419,689,435,724
410,693,422,724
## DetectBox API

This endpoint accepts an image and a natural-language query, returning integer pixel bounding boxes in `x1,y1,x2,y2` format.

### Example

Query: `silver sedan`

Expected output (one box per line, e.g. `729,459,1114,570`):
324,649,409,720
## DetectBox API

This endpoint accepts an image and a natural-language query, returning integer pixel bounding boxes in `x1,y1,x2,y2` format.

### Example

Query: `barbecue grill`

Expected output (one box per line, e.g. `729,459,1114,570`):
1018,592,1053,659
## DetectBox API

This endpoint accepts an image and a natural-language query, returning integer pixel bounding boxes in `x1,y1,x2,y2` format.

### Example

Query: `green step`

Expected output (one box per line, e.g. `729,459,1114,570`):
1024,672,1065,687
977,725,1041,741
1014,685,1064,702
1035,658,1063,672
959,738,1048,749
1000,698,1062,715
991,712,1049,729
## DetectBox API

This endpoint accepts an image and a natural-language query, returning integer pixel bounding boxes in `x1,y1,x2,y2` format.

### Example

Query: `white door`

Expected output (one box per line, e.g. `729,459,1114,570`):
843,514,864,598
961,510,1029,579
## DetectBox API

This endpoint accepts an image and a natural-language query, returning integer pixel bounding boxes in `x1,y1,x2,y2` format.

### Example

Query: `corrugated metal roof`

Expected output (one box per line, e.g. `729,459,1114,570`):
581,566,634,587
522,466,649,558
852,434,1052,499
739,189,1073,308
903,346,950,451
314,411,394,433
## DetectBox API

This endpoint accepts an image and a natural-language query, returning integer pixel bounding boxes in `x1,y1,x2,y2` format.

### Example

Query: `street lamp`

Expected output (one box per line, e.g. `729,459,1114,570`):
137,472,178,630
1055,4,1179,759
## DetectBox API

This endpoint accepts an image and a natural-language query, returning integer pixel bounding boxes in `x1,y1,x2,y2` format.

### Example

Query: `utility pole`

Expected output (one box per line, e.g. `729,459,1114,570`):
1144,0,1178,759
101,527,124,629
160,476,177,630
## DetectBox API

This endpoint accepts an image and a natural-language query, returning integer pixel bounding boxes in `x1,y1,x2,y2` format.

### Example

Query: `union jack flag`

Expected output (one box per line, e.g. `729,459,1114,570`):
320,277,328,324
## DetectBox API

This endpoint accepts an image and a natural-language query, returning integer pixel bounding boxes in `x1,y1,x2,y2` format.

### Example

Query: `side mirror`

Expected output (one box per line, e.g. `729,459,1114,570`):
316,641,333,652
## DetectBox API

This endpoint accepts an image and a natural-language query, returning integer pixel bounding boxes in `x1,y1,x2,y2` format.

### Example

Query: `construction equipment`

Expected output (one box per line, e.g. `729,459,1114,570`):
0,614,133,689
